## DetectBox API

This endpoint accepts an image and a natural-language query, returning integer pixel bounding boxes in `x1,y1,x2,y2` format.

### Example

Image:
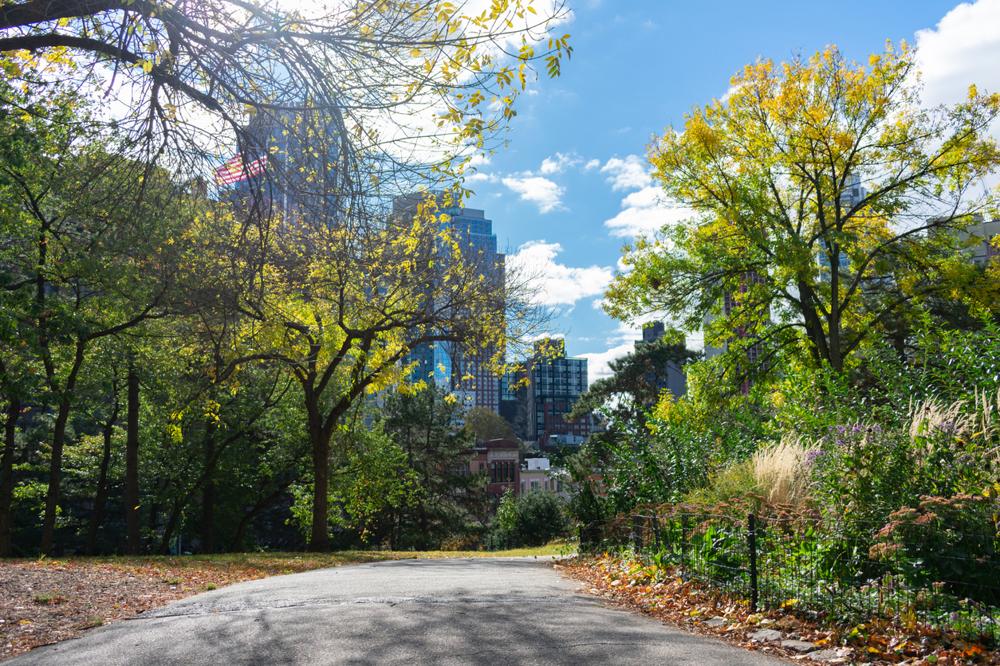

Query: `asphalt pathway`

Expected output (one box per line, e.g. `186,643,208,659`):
11,557,785,665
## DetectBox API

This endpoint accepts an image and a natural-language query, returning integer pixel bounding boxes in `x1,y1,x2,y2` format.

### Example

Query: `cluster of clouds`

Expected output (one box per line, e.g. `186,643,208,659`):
479,150,695,239
502,0,1000,382
599,155,696,238
915,0,1000,112
499,151,689,319
506,240,612,308
487,151,583,214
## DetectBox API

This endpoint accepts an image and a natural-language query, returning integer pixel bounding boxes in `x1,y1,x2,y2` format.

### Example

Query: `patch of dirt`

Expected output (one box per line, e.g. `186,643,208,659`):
0,553,397,661
1,560,194,660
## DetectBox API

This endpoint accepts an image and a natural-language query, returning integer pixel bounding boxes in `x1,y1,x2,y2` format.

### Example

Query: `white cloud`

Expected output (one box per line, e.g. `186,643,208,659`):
467,153,492,168
465,171,498,184
584,158,601,171
915,0,1000,110
604,185,696,238
507,241,612,306
599,154,652,190
594,154,696,237
719,83,743,103
501,175,566,213
579,342,634,385
539,151,581,175
913,0,1000,193
577,321,643,385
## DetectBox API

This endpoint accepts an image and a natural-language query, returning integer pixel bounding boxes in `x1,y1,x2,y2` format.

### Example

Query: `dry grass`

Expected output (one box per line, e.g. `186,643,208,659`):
909,390,1000,464
751,437,812,508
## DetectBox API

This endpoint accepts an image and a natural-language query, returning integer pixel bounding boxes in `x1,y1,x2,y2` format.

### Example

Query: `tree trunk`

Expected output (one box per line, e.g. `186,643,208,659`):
308,404,331,552
85,402,118,555
0,398,21,557
125,360,141,554
40,340,87,554
200,425,216,553
230,482,289,551
159,496,184,554
40,397,72,554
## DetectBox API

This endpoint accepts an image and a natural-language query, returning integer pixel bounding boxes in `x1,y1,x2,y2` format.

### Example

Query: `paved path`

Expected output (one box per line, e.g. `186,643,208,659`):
11,557,784,665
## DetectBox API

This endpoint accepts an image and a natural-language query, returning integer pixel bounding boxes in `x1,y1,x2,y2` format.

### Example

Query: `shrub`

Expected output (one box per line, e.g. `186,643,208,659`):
683,459,758,508
489,490,570,548
871,493,1000,605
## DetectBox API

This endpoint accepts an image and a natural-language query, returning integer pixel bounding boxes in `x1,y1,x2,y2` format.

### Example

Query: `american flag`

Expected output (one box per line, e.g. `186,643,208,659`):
214,154,267,185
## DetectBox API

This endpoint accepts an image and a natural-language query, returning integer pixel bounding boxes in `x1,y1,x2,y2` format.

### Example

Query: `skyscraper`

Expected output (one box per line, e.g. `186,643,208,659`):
394,194,506,412
502,338,592,448
634,321,687,400
223,108,344,228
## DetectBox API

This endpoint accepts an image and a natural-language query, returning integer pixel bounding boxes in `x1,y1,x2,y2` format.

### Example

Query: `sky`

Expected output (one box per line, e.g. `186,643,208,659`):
462,0,1000,385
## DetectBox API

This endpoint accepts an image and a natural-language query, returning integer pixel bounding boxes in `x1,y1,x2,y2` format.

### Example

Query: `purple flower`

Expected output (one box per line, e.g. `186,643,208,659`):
804,449,826,467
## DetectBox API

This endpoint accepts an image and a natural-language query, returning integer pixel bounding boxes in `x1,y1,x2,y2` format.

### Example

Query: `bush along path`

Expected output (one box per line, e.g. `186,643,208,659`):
560,554,999,664
563,513,999,666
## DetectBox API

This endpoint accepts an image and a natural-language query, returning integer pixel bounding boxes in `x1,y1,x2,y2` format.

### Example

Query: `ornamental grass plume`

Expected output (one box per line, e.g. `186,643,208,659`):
910,389,1000,457
751,437,812,509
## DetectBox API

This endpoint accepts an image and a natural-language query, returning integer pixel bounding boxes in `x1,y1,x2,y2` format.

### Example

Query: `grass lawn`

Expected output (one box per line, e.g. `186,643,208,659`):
0,542,574,660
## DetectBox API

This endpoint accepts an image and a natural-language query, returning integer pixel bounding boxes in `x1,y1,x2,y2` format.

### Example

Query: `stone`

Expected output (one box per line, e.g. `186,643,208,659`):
748,629,783,643
780,639,816,653
704,617,727,628
806,647,853,662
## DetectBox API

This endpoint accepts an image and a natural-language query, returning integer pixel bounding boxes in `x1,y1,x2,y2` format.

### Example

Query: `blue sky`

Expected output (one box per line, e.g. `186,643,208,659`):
465,0,1000,383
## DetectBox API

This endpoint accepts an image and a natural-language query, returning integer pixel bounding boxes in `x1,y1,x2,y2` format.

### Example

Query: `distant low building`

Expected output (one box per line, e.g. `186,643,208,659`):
519,458,569,500
469,438,520,498
957,217,1000,266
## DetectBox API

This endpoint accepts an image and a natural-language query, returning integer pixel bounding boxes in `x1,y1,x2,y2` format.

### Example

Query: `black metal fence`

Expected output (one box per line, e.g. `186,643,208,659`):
586,507,1000,645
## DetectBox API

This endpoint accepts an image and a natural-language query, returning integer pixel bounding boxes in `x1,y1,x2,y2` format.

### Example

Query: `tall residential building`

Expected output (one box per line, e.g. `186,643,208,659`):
635,321,687,400
394,194,506,412
702,270,768,386
957,217,1000,266
502,338,592,448
225,109,344,228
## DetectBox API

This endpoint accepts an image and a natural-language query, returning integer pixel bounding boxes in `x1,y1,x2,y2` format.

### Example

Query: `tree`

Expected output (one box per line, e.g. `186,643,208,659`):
571,329,698,423
0,80,201,553
384,386,482,548
215,195,515,551
0,0,572,247
464,406,516,443
605,44,1000,376
489,488,567,547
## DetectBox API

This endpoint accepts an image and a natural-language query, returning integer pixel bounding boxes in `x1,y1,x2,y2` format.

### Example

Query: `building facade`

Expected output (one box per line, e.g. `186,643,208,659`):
394,195,506,412
635,321,687,399
502,338,592,448
468,438,520,498
520,458,569,499
958,217,1000,266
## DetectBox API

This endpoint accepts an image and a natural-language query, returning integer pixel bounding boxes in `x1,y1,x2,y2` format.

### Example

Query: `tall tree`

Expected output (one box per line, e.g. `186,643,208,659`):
384,386,482,548
0,81,200,552
215,196,513,551
605,44,1000,375
0,0,572,255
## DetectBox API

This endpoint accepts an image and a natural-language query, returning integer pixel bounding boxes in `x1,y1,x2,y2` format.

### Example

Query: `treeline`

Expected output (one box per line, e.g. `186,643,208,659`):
566,44,1000,634
0,0,573,556
0,84,498,555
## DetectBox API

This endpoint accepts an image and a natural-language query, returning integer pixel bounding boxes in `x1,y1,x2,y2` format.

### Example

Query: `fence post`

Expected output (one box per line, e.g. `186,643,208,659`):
747,513,759,613
680,514,688,574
